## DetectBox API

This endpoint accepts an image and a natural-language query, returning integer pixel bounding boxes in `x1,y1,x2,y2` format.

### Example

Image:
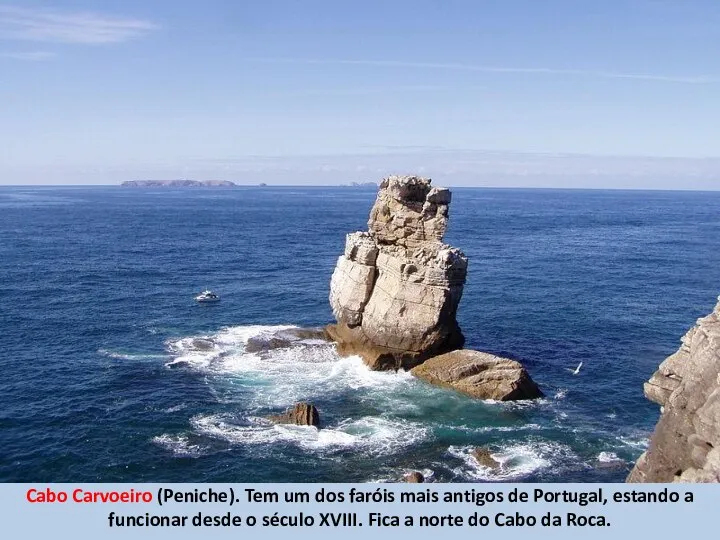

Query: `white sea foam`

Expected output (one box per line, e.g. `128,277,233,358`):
488,396,551,410
162,404,187,413
98,348,167,361
554,388,568,400
159,324,583,465
440,423,544,434
597,451,623,463
151,434,204,458
163,324,419,411
447,441,576,481
164,336,226,368
189,413,428,456
616,436,650,449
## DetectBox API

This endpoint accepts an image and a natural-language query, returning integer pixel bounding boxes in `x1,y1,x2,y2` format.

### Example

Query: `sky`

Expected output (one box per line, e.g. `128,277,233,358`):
0,0,719,188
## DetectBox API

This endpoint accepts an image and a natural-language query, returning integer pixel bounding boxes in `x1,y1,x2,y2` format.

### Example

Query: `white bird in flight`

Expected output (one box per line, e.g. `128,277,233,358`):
572,362,583,375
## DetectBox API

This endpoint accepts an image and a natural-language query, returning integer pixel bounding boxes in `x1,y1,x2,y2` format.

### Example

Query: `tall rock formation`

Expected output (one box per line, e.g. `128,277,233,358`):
628,297,720,483
327,175,467,370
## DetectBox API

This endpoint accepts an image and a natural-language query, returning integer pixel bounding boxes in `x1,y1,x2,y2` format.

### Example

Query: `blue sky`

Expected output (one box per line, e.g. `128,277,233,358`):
1,0,719,188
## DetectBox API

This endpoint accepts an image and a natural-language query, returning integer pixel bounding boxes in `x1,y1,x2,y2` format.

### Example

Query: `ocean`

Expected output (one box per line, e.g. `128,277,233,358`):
1,186,719,483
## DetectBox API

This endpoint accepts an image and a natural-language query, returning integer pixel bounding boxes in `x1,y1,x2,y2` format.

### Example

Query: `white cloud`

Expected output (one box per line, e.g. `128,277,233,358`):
0,5,157,44
246,58,715,85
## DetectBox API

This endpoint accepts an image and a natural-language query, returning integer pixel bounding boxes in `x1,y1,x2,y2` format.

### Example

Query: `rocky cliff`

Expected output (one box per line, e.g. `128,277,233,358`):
327,175,467,370
628,297,720,483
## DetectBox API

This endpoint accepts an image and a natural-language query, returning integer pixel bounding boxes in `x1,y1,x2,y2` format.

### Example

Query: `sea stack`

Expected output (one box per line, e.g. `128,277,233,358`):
628,296,720,483
327,175,467,370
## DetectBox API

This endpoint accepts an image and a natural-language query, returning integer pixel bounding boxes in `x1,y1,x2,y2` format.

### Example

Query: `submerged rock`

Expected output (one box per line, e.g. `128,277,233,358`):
245,336,294,353
471,447,501,469
284,327,330,341
410,350,543,401
190,338,215,351
628,297,720,483
269,402,321,427
245,327,330,354
328,175,467,370
404,471,425,483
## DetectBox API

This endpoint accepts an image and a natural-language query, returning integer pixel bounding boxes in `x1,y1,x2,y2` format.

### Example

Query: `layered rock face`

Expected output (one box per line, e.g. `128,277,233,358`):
269,403,321,427
628,297,720,483
327,175,467,370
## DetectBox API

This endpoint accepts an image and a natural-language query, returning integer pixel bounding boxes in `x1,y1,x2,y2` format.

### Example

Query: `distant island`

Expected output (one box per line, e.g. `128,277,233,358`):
347,182,378,187
121,180,236,188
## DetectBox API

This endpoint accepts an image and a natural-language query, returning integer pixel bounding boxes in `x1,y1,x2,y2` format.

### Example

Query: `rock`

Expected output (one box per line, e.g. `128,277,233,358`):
245,336,293,353
328,175,467,370
245,327,330,353
471,447,500,469
404,471,425,483
426,187,451,205
282,327,330,341
190,338,215,351
368,176,450,246
268,403,320,427
410,350,544,401
628,296,720,483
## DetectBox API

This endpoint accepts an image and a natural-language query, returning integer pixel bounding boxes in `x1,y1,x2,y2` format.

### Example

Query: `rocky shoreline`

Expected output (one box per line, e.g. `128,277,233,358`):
628,297,720,482
197,174,718,483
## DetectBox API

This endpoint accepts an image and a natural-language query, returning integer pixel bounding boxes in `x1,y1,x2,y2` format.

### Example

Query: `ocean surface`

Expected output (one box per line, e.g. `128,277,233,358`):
1,186,719,483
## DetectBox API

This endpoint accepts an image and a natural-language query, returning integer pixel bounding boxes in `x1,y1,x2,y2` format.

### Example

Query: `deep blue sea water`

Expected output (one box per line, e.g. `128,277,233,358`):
1,186,719,483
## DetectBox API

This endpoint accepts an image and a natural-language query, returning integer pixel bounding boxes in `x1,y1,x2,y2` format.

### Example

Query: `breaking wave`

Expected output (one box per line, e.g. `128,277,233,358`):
162,324,419,410
149,323,650,480
447,441,578,481
597,451,623,463
185,413,429,456
153,324,433,460
151,434,206,458
98,348,167,361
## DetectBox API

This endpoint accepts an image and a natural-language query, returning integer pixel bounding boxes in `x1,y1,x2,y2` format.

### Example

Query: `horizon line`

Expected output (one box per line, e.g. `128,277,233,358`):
2,183,720,193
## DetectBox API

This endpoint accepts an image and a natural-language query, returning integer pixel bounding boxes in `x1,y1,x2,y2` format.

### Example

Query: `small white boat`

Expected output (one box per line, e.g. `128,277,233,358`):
195,290,220,303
